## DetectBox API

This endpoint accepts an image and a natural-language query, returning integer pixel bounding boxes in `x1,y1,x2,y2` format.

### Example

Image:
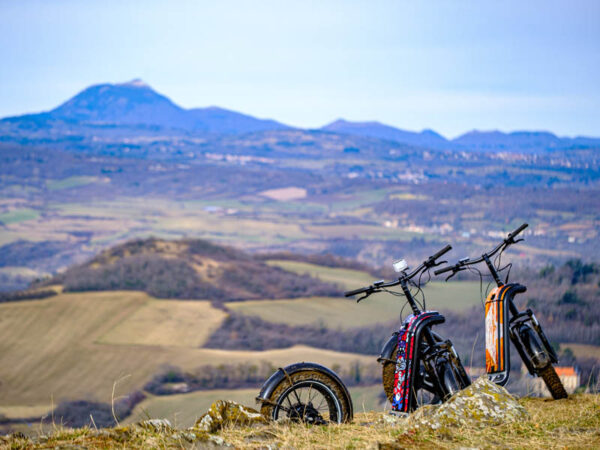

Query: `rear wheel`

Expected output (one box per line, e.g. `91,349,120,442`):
260,370,352,424
538,364,568,399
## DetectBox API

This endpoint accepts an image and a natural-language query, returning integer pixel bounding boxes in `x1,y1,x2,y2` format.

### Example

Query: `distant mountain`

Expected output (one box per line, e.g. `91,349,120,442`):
323,119,600,153
187,106,287,134
2,81,599,152
50,79,189,127
322,119,448,148
2,79,290,134
452,130,600,153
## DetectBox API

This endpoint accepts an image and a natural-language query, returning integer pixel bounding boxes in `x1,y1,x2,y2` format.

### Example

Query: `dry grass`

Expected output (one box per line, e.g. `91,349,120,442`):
216,394,600,449
4,394,598,449
98,299,227,348
122,385,384,428
0,404,52,419
0,292,373,407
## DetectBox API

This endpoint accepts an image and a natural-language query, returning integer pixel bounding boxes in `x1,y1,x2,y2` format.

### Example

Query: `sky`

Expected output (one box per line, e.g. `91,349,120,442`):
0,0,598,138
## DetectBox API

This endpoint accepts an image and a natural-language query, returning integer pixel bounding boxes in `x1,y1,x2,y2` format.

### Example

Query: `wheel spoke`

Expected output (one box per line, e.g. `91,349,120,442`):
307,384,315,403
316,394,326,411
275,403,292,414
291,386,303,405
272,378,340,424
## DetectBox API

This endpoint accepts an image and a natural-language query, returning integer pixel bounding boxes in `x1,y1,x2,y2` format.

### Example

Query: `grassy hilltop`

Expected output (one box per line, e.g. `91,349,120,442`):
2,395,599,448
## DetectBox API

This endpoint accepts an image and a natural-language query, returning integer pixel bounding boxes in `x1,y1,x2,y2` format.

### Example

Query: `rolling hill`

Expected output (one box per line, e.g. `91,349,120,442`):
47,237,339,301
0,290,374,408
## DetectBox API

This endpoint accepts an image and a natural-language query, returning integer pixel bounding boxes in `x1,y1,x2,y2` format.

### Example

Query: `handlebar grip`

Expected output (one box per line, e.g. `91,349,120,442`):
344,287,369,297
509,223,528,238
431,244,452,260
434,265,455,275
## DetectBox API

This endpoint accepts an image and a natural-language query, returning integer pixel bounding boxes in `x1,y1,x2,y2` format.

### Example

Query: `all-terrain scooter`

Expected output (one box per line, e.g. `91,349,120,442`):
256,245,471,423
346,244,471,413
434,224,568,399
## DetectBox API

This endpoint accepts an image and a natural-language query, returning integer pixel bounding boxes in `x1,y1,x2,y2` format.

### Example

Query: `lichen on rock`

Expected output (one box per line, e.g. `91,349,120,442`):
136,418,173,433
195,399,268,433
384,376,528,435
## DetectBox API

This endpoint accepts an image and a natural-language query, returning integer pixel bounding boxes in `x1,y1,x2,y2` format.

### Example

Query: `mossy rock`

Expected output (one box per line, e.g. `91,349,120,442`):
407,376,528,433
195,400,268,433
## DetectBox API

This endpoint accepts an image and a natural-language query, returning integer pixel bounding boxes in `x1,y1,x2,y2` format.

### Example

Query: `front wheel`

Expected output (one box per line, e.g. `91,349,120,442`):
538,364,568,399
438,359,462,398
382,332,469,409
259,369,353,424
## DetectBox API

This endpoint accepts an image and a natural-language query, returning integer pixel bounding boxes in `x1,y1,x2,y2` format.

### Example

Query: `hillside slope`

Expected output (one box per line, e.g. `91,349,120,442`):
50,237,339,301
0,290,374,407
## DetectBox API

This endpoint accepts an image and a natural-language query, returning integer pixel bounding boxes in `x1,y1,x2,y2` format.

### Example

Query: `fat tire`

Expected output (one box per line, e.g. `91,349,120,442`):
382,345,400,404
382,339,468,406
538,364,568,399
259,369,353,423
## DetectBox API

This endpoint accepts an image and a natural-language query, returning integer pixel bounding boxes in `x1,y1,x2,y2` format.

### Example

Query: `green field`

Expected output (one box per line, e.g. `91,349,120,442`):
124,385,385,428
266,260,375,290
46,176,100,191
227,282,480,329
0,208,40,225
233,262,481,328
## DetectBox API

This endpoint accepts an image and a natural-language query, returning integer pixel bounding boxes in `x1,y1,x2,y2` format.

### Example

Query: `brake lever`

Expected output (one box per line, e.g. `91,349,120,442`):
356,294,369,303
445,272,457,282
505,236,524,247
356,288,381,303
431,260,447,268
445,267,466,282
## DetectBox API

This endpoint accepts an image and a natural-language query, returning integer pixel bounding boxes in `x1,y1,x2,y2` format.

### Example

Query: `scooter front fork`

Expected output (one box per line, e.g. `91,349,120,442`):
509,309,557,375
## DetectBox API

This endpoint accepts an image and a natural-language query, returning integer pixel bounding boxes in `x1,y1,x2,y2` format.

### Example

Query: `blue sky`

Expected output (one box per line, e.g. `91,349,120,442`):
0,0,598,138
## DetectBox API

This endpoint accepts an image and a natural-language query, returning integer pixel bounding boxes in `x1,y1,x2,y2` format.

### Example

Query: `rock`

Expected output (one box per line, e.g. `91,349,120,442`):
195,400,268,433
207,434,233,447
384,376,528,435
382,411,409,426
137,418,173,432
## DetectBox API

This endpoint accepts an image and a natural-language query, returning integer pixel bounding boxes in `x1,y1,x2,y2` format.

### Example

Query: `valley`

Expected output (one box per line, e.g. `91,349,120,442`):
0,81,599,293
0,80,599,434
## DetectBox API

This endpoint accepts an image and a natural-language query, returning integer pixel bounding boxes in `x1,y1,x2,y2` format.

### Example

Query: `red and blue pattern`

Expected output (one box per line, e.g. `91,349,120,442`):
391,314,417,412
392,312,436,412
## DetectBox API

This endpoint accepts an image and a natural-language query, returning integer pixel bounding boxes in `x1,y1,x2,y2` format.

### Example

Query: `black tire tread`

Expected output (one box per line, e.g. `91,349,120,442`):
539,364,568,399
382,347,399,404
259,370,353,423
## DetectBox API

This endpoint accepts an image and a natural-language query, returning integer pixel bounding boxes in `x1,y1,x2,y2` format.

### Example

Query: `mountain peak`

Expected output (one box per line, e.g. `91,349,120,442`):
34,80,290,133
117,78,150,89
48,80,185,126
